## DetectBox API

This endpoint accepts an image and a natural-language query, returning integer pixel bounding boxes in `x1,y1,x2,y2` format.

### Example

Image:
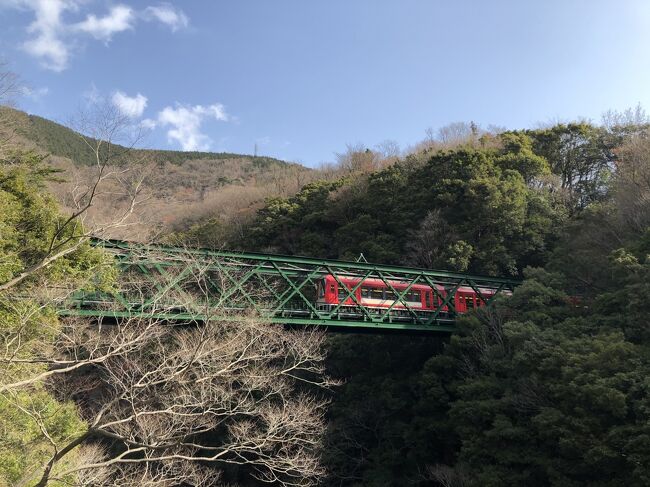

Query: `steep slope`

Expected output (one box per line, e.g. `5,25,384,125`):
0,105,292,168
0,107,315,240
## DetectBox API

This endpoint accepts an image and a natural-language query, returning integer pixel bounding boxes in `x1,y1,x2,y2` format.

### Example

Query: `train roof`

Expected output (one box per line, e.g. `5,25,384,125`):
323,275,505,293
323,275,443,290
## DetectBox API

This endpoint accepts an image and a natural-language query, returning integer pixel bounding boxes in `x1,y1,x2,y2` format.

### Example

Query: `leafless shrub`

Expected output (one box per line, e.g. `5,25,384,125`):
426,464,470,487
0,61,20,107
613,130,650,233
2,248,335,486
406,210,457,269
335,143,382,173
601,104,649,133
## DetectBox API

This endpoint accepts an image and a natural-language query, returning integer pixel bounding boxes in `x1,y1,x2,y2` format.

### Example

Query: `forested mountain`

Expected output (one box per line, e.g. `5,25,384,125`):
0,106,315,241
178,118,650,486
1,106,289,168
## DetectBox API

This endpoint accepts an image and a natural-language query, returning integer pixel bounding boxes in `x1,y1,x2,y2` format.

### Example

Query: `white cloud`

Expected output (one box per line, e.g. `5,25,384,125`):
112,90,147,118
143,3,188,31
2,1,189,71
156,103,229,151
21,85,49,100
140,118,157,130
82,82,101,103
21,0,76,71
74,4,134,41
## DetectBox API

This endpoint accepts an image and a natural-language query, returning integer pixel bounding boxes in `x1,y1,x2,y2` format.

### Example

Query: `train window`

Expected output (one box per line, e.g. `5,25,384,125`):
407,290,421,302
338,286,349,300
464,295,475,309
425,292,432,307
479,294,492,306
361,287,370,298
371,288,383,300
385,289,396,300
330,284,335,294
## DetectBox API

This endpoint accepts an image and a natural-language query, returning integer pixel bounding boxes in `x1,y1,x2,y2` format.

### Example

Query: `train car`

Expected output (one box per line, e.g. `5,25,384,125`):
315,274,498,320
454,286,496,312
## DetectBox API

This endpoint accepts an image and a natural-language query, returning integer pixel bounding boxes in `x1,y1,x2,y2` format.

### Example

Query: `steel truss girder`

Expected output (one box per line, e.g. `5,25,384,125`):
63,239,521,333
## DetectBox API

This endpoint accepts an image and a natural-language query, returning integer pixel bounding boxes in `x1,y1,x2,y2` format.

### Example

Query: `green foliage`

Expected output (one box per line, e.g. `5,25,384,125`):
0,150,115,288
239,141,562,276
0,391,84,487
4,107,289,168
224,122,649,486
527,123,615,210
245,179,345,256
323,335,450,486
322,238,650,486
165,217,232,249
0,150,114,486
593,243,650,343
432,264,650,486
497,132,550,183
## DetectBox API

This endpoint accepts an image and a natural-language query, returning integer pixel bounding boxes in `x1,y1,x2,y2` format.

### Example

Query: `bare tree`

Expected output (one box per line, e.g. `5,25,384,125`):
406,210,458,269
335,143,380,173
426,464,470,487
612,130,650,233
415,122,488,155
374,139,400,162
2,248,335,486
0,101,148,292
0,61,22,148
426,122,480,148
0,60,20,107
601,104,649,133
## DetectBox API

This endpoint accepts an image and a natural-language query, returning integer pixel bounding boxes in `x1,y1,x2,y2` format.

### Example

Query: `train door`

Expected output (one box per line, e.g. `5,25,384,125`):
475,292,492,308
424,287,446,311
325,278,337,304
455,291,476,313
316,279,326,303
454,292,464,313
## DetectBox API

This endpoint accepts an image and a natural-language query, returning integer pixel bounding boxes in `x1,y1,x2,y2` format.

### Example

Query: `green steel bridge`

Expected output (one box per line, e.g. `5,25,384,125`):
62,239,521,333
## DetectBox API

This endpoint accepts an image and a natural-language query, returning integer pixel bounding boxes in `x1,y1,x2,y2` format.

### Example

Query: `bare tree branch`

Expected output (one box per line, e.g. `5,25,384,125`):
3,247,335,486
0,101,148,292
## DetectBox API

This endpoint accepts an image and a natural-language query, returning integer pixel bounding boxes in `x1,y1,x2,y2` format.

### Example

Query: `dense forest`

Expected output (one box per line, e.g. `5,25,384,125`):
2,67,650,485
179,117,650,486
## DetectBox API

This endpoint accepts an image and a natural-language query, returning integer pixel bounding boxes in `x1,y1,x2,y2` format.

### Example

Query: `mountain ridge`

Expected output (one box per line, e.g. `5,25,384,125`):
0,106,315,241
0,105,295,169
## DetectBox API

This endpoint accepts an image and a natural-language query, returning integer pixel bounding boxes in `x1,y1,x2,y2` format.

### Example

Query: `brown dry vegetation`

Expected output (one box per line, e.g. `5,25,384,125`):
0,106,323,241
1,106,495,245
47,156,316,241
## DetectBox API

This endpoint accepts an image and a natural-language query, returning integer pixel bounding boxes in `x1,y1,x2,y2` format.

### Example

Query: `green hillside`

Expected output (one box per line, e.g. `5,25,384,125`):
0,106,314,241
178,120,650,486
1,106,291,169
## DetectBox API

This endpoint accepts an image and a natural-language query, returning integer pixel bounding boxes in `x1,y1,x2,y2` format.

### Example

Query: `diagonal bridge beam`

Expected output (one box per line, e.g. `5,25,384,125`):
60,239,521,333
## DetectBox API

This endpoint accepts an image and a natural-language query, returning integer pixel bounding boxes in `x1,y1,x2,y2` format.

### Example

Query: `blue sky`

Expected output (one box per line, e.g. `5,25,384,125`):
1,1,650,166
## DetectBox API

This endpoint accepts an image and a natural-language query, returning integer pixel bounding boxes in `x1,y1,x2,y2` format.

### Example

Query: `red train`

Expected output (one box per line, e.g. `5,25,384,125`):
315,274,501,319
